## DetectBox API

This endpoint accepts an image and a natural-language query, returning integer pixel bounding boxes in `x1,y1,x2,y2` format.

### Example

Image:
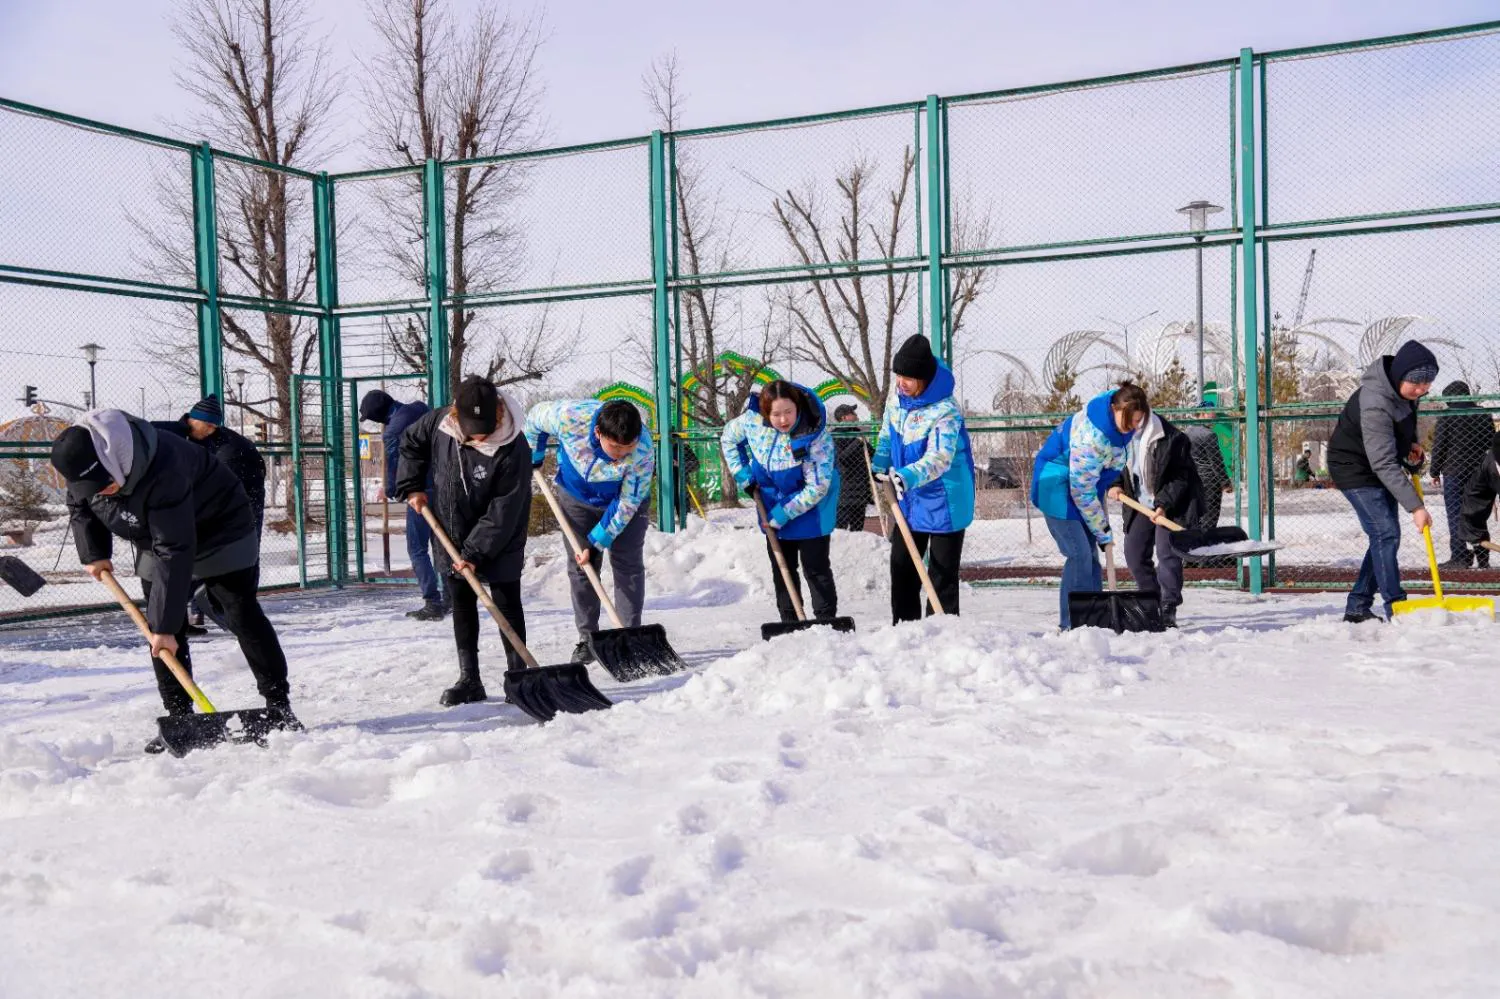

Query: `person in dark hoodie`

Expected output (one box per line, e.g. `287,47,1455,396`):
831,404,873,532
1326,340,1438,622
1121,410,1203,629
50,410,296,752
1429,380,1494,569
396,376,531,706
155,393,267,634
360,388,445,620
1456,430,1500,560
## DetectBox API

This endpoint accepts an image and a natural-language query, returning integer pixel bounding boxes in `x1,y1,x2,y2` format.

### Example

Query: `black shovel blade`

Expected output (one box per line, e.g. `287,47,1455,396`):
0,556,46,597
590,624,688,682
503,664,613,724
1171,527,1282,561
156,707,293,757
1068,592,1164,634
760,616,858,641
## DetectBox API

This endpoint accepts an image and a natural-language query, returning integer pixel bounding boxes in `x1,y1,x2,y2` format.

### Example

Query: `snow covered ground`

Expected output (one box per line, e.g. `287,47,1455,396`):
2,513,1499,997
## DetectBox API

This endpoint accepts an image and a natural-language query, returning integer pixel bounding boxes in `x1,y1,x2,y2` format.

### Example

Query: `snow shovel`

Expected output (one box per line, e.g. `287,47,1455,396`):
532,471,686,681
880,476,947,618
1116,494,1283,560
0,556,46,597
753,491,856,640
1393,477,1494,618
98,570,287,756
1066,542,1165,633
419,505,611,723
863,443,890,538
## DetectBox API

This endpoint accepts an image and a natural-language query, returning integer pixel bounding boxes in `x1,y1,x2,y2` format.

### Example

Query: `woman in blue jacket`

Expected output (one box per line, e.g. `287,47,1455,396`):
721,381,842,624
872,335,976,622
1031,382,1150,629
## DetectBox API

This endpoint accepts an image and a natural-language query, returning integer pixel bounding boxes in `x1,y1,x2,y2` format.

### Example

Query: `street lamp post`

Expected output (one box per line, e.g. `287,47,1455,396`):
80,343,103,410
1177,200,1223,404
233,368,248,435
1095,309,1160,372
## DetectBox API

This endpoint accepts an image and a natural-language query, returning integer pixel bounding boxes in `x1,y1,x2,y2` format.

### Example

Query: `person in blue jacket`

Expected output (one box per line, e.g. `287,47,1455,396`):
872,335,976,622
525,398,656,664
1031,382,1151,630
721,380,842,623
360,389,446,620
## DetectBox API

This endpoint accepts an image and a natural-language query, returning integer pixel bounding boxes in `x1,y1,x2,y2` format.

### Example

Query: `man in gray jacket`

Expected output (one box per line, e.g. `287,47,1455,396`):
1326,340,1438,622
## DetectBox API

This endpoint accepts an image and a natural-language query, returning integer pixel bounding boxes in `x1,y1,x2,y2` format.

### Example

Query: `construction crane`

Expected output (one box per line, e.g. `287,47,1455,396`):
1292,247,1317,329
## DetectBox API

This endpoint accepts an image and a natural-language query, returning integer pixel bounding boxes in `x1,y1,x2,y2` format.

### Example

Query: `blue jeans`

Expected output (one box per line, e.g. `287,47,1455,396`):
1443,471,1474,562
407,506,443,605
1342,486,1406,618
1046,515,1102,629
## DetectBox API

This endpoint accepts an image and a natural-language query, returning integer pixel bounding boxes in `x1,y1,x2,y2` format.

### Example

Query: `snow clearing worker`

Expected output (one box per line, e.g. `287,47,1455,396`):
1455,429,1500,562
1121,408,1203,630
1326,339,1438,623
832,403,872,532
51,410,297,752
1429,379,1494,569
154,392,267,635
1031,382,1150,630
397,376,532,706
524,397,655,666
721,380,842,624
360,387,447,621
872,334,975,622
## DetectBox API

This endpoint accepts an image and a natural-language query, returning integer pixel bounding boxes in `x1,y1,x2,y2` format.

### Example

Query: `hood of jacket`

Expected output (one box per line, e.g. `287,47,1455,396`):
77,410,159,494
437,388,524,455
1363,356,1414,420
359,389,398,424
898,364,956,411
1084,390,1134,449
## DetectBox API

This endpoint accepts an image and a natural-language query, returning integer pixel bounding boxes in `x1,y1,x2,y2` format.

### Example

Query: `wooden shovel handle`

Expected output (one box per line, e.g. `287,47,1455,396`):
532,470,626,628
98,570,216,713
418,504,540,670
752,492,808,622
1116,493,1186,532
1104,541,1118,593
879,477,946,616
862,442,890,538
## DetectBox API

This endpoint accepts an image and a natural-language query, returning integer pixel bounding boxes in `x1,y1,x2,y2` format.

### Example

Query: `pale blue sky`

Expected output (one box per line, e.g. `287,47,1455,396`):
1,0,1496,162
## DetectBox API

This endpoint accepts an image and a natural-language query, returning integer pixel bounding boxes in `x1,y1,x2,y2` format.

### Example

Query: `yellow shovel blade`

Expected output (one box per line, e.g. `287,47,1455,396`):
1391,595,1495,617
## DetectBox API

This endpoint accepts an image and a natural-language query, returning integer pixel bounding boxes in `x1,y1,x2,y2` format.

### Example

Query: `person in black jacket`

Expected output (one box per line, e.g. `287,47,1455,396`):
1429,380,1494,569
1121,412,1203,629
1183,421,1230,528
360,389,446,620
1326,340,1438,622
156,394,269,634
396,376,531,707
832,404,873,532
1457,430,1500,558
50,411,296,752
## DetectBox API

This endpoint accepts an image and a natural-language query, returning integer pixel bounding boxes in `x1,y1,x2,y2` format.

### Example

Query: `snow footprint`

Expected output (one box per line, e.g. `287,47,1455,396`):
1058,823,1172,877
1207,897,1386,955
481,850,533,884
608,855,653,897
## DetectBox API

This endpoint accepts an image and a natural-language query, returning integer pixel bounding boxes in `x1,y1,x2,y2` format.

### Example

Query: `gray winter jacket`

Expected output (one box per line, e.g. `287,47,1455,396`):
1327,356,1424,511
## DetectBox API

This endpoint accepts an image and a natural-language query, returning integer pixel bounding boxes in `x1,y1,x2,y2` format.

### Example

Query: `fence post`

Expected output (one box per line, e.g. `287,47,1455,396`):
314,171,347,585
423,158,450,408
191,142,223,401
649,130,677,533
924,95,946,360
1238,48,1264,594
291,374,307,588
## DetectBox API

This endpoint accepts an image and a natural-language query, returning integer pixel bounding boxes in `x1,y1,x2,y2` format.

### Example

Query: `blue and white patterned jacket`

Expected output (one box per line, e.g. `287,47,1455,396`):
524,400,655,549
872,364,975,534
720,386,841,541
1030,391,1135,545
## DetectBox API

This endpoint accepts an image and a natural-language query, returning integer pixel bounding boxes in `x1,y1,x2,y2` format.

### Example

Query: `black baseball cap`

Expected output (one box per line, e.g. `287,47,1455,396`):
454,376,499,437
50,426,114,499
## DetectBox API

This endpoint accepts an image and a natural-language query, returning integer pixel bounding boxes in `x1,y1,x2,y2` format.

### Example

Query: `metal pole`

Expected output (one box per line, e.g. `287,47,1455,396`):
313,172,347,585
1195,237,1206,403
1238,48,1264,594
924,95,945,358
190,142,224,402
88,362,97,409
648,130,676,534
423,159,450,407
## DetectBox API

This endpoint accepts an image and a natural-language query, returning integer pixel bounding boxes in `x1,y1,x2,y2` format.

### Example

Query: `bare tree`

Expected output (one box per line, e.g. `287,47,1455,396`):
770,149,994,419
364,0,570,394
139,0,339,456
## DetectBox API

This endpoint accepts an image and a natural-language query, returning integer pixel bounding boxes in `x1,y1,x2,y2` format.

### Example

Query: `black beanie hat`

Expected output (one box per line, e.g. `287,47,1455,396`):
50,426,114,499
454,376,499,437
188,393,224,425
892,334,938,382
1390,340,1439,387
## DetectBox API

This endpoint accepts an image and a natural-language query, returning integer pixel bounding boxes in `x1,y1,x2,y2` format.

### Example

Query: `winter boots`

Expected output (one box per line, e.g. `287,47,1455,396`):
571,640,596,665
440,652,487,707
406,601,447,621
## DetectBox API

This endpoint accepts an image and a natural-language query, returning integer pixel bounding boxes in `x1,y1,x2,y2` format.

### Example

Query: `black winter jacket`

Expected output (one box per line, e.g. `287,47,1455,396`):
154,420,266,531
833,433,873,507
395,400,532,584
1429,402,1493,484
68,416,257,634
360,390,432,492
1120,416,1204,531
1458,434,1500,544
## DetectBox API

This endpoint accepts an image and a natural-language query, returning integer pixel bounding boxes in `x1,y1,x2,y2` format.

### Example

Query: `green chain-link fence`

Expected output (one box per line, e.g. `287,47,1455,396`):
3,20,1499,619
